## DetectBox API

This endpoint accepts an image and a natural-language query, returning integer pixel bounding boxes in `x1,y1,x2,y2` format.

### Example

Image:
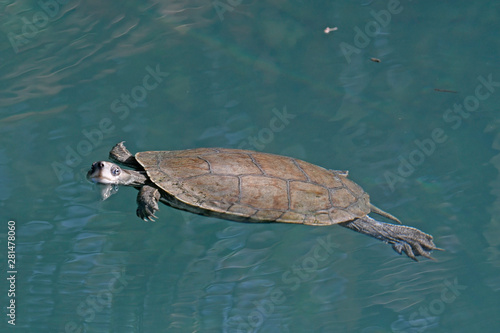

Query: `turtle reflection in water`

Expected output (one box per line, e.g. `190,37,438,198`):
87,142,441,261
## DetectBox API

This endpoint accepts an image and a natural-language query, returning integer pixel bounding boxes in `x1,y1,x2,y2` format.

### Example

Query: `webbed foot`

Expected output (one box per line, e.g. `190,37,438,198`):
388,228,442,261
136,185,160,221
340,216,442,261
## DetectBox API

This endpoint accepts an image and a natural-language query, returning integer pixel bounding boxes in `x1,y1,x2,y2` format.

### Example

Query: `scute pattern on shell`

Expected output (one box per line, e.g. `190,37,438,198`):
136,148,371,225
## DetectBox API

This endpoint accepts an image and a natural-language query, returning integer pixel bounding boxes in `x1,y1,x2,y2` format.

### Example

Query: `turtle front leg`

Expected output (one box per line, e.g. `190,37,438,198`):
339,216,442,261
110,141,142,169
136,185,161,221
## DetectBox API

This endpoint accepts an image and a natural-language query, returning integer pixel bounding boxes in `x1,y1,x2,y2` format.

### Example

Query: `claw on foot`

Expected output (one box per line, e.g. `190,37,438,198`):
339,217,442,261
136,185,160,222
136,202,159,222
389,229,443,261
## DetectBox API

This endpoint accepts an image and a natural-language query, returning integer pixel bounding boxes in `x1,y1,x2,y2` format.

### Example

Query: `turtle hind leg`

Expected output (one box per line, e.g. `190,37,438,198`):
110,141,142,169
136,185,161,221
339,216,442,261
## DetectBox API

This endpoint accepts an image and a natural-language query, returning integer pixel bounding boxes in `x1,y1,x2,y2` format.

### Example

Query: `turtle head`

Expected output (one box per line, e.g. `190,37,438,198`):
87,161,127,201
87,160,148,187
87,161,125,185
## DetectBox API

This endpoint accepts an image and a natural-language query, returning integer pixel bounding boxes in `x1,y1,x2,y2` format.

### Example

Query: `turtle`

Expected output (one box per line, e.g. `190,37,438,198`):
87,142,440,261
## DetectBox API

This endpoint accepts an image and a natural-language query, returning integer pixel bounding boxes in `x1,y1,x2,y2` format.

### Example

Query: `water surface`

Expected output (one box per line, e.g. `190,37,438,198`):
1,0,499,332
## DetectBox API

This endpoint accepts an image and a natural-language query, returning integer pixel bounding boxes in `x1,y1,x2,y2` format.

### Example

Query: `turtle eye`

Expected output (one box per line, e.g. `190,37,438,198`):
111,166,121,176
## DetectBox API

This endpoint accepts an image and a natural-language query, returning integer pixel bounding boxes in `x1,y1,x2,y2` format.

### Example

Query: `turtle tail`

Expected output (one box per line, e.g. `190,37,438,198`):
339,216,443,261
370,204,402,224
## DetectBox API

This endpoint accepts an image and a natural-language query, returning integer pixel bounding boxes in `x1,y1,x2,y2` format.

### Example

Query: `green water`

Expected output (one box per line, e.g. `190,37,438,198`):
1,0,499,332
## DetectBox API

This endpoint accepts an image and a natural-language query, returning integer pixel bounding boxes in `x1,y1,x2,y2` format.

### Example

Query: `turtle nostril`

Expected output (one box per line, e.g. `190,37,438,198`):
98,162,105,169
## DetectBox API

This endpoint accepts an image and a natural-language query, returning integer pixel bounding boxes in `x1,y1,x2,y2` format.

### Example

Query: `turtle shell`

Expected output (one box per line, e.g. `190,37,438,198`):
135,148,370,225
